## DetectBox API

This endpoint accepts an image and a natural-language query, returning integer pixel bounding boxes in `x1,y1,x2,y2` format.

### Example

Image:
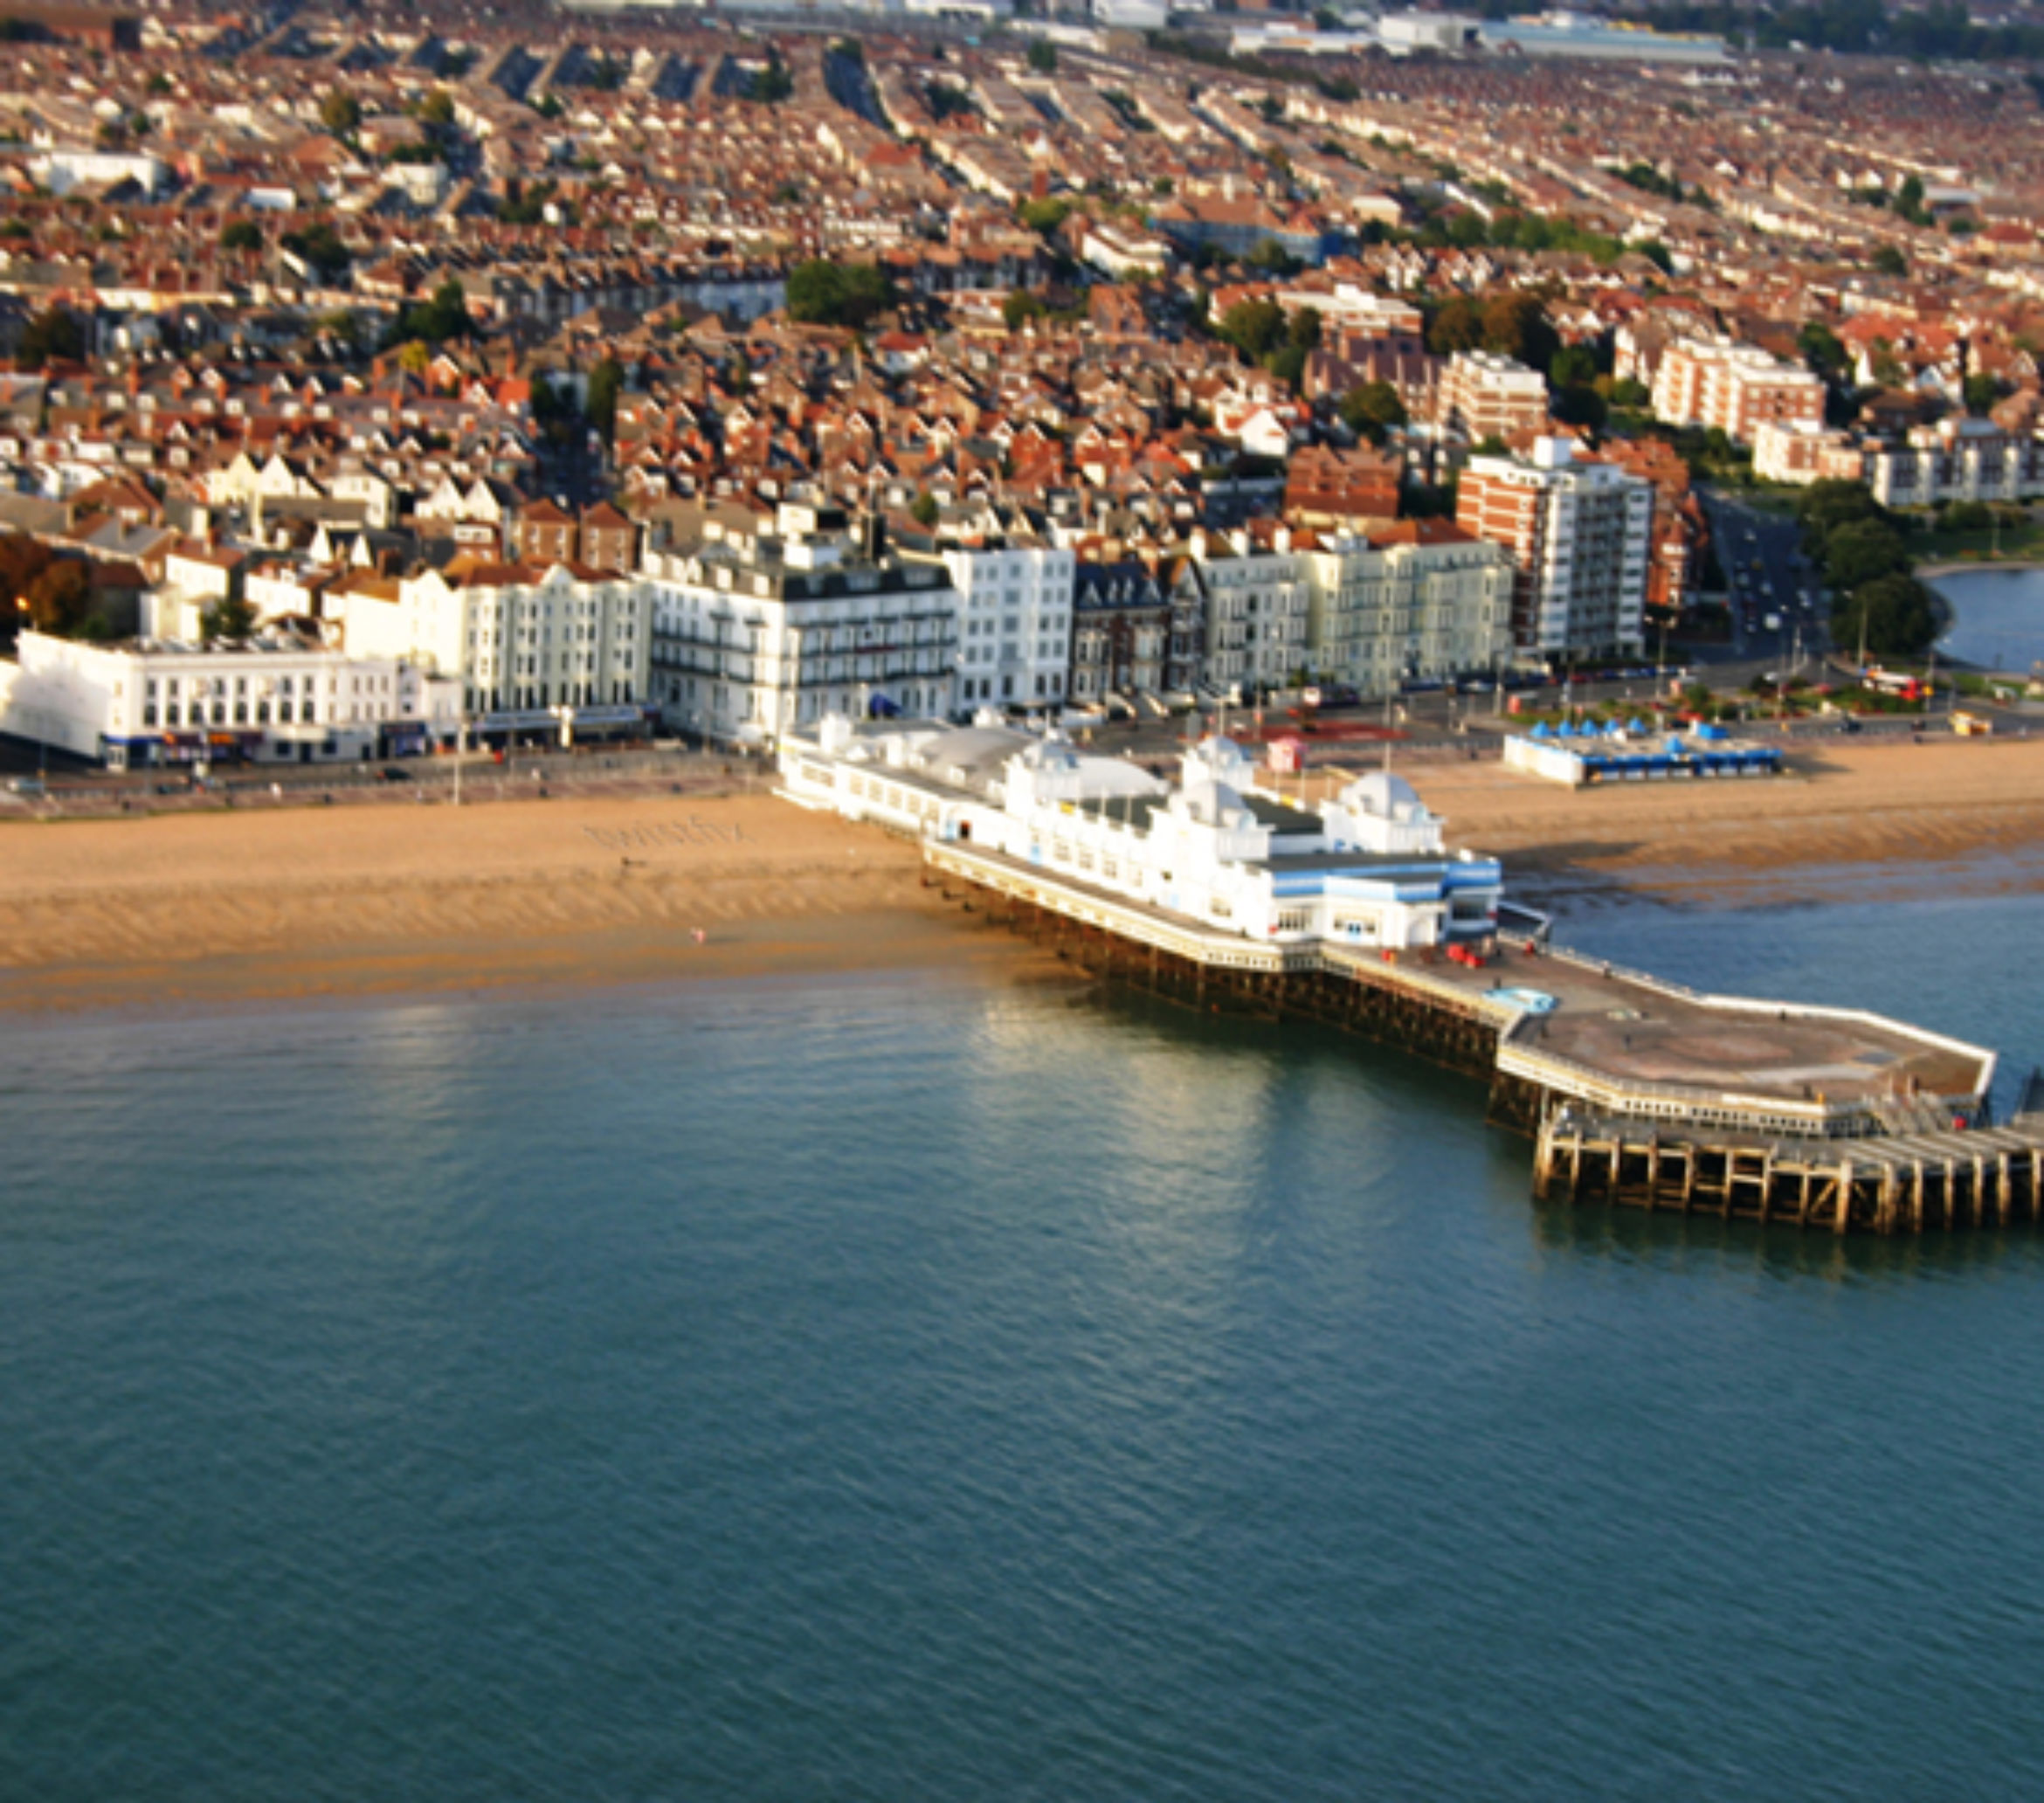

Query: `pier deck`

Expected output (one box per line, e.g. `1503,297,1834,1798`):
924,837,2024,1233
1405,939,1990,1126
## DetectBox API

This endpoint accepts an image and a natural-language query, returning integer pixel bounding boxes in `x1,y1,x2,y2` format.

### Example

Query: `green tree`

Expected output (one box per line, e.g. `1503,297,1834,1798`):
1245,237,1301,277
1480,292,1557,370
201,591,257,643
219,218,263,253
17,306,85,368
587,357,625,444
24,558,90,635
1550,383,1607,430
1833,573,1937,657
925,79,974,121
1823,518,1909,590
1003,289,1045,331
1026,38,1057,73
1266,344,1309,392
320,90,362,137
1339,380,1408,444
785,259,893,330
417,87,457,128
1287,306,1322,353
1798,321,1847,379
1426,296,1485,356
281,220,351,281
390,275,470,348
1797,477,1883,540
1550,343,1598,390
1216,297,1286,360
910,491,940,528
1870,243,1908,279
1963,372,2005,416
749,52,794,104
1018,197,1073,235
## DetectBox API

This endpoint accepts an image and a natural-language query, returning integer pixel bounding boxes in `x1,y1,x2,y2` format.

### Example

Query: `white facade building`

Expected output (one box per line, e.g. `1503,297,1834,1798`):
1177,530,1309,697
646,503,960,742
336,561,653,741
779,717,1504,952
0,628,460,768
901,517,1075,711
1299,526,1516,693
1457,438,1651,660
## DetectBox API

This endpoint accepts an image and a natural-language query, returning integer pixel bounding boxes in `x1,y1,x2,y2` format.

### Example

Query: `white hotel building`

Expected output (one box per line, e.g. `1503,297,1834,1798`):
646,503,960,742
337,561,653,743
779,716,1503,953
0,627,461,768
1299,525,1516,694
898,509,1075,711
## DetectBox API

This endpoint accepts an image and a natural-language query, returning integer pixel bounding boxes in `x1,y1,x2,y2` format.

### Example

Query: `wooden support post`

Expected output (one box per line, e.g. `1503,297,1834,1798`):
1756,1152,1774,1226
1836,1162,1854,1234
1999,1152,2013,1227
1879,1164,1900,1236
1798,1164,1815,1227
1911,1161,1926,1233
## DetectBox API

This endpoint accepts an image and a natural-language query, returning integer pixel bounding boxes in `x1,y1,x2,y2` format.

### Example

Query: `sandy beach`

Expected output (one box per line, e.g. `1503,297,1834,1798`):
3,736,2041,1011
1411,735,2044,905
0,792,1031,1012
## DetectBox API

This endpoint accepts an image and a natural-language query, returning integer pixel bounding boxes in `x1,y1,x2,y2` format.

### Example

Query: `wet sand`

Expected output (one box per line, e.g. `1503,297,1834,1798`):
3,736,2041,1012
0,794,1037,1013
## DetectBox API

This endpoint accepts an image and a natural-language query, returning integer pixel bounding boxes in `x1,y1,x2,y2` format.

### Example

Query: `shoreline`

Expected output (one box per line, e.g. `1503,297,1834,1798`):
4,739,2043,1014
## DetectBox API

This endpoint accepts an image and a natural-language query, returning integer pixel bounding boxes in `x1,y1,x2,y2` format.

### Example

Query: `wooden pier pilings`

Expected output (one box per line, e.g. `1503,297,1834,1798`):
1532,1116,2044,1234
924,847,2044,1235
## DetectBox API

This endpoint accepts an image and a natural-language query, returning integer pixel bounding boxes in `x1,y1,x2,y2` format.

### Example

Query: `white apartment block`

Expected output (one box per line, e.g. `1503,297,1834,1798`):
1866,417,2044,508
1650,337,1825,446
1299,526,1516,693
901,519,1075,709
1437,351,1550,444
1752,419,1868,487
0,627,460,769
336,562,654,741
646,503,960,743
1457,438,1651,660
1177,528,1310,697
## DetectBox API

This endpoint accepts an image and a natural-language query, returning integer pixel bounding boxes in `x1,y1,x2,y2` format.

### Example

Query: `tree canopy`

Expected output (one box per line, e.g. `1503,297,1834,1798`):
1340,381,1408,445
17,306,85,368
784,260,893,330
319,90,361,136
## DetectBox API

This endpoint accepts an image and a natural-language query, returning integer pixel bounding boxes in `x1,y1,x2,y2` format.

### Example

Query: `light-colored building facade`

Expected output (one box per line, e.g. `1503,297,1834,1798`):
337,561,653,741
646,503,960,742
1457,439,1651,660
1299,523,1516,692
0,627,460,768
899,514,1075,710
1178,528,1310,698
1751,419,1868,487
1650,337,1825,446
1865,417,2044,508
779,718,1503,952
1437,351,1549,444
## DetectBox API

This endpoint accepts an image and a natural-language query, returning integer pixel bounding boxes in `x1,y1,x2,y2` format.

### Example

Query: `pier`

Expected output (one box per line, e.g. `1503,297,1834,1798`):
923,839,2044,1234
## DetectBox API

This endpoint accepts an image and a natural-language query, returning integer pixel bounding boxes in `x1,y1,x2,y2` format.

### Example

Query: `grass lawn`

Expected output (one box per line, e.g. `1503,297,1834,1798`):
1910,523,2044,563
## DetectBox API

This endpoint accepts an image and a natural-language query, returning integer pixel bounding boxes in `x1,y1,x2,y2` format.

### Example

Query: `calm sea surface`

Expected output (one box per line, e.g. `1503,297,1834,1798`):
5,883,2044,1801
1932,564,2044,672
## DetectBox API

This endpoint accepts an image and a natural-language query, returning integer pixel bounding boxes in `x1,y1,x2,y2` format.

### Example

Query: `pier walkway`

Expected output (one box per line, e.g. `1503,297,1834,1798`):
924,838,2027,1233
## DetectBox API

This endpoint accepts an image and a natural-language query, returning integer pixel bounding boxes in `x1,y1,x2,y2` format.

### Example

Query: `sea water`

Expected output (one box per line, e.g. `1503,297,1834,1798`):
1932,564,2044,674
4,887,2044,1801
